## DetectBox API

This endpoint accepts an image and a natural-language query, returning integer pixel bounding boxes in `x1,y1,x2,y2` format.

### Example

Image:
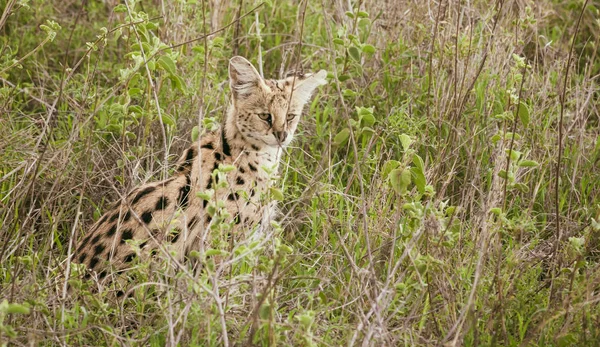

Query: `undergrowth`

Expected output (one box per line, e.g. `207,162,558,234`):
1,0,599,345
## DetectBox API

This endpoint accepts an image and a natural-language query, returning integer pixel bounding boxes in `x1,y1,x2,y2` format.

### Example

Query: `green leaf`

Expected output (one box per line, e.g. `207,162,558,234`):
348,46,361,62
159,113,175,126
518,102,530,127
5,303,30,315
345,11,355,19
333,38,345,46
360,113,375,127
191,125,199,141
362,44,376,54
114,4,127,12
269,187,284,201
410,167,426,194
399,134,412,151
490,207,502,215
518,159,539,167
334,128,350,146
338,74,351,82
382,160,401,178
390,168,411,195
169,74,186,92
412,154,424,173
205,249,229,257
357,11,369,18
157,55,177,75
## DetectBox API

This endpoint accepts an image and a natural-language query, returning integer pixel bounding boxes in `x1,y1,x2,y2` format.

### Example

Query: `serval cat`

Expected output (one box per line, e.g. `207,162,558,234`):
74,56,327,280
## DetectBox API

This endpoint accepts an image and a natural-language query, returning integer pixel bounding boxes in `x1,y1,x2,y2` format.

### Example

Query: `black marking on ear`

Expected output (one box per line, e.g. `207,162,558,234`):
78,253,87,263
221,129,231,156
94,244,106,256
107,225,117,237
248,163,257,172
123,253,136,263
228,193,239,201
188,216,199,229
236,176,245,185
141,210,153,224
91,234,102,245
121,229,133,244
177,176,191,209
201,142,214,150
132,186,156,205
155,196,169,210
89,257,99,269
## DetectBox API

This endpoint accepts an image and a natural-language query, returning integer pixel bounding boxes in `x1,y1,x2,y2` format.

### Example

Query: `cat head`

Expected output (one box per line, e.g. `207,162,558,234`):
228,56,327,148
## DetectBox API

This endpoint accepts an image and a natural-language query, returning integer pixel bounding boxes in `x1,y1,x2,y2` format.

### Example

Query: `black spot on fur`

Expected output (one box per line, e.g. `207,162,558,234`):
89,257,99,269
121,229,133,244
124,210,131,222
206,215,212,223
177,176,191,209
212,162,219,173
186,147,196,161
141,210,153,224
222,129,231,156
234,214,241,224
94,244,105,256
116,290,125,298
239,167,246,174
109,212,120,223
91,234,102,245
96,214,108,227
215,152,222,161
98,271,107,280
206,177,213,190
155,196,169,210
202,142,214,150
123,253,136,263
188,216,199,229
107,225,117,237
251,144,259,151
228,193,239,201
132,186,156,205
250,189,256,197
78,253,87,263
78,235,92,252
167,228,181,243
236,176,245,185
248,163,257,172
139,241,148,249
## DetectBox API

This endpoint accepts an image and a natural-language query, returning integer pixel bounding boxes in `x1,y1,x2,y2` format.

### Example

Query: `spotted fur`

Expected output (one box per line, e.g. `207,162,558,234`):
74,56,327,275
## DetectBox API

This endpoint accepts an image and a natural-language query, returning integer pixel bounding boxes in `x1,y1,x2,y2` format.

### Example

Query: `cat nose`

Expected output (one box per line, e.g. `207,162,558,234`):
273,131,287,143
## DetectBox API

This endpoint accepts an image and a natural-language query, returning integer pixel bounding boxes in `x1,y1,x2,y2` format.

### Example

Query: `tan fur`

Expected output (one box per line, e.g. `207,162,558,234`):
74,56,326,280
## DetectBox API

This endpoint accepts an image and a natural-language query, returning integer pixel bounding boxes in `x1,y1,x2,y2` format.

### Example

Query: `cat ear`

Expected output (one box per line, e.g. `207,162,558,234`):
291,70,327,106
229,56,263,98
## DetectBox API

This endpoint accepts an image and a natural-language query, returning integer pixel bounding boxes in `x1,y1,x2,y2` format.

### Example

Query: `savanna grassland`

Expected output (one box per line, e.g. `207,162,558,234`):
1,0,599,345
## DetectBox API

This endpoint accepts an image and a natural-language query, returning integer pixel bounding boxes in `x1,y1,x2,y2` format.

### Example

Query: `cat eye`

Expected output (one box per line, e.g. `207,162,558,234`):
286,114,297,121
258,113,272,124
